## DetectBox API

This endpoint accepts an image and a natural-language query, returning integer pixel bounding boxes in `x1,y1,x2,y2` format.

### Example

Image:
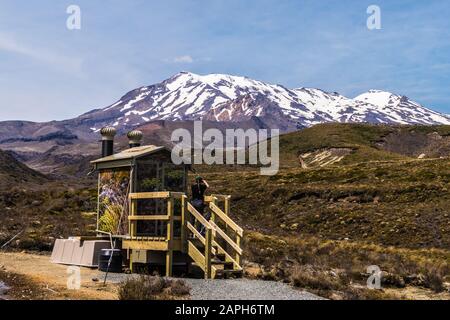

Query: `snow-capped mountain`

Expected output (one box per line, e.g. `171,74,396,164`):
1,71,449,175
353,90,450,125
84,72,450,131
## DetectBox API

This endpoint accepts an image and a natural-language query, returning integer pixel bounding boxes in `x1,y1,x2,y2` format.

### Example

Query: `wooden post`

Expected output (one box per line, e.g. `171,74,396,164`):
205,227,212,279
210,197,217,224
224,196,231,216
223,196,230,253
181,195,188,253
130,199,137,238
166,196,174,277
129,252,133,273
96,174,100,234
235,234,242,268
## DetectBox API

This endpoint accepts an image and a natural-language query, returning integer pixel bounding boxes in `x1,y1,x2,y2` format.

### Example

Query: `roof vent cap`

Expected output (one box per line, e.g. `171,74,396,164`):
127,130,143,146
100,127,117,140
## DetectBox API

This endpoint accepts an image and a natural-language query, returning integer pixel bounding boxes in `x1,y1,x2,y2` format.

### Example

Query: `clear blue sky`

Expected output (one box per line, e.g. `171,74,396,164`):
1,0,449,121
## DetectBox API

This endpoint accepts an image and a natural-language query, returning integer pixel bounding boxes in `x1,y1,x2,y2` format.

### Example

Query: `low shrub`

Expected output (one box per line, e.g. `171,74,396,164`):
169,279,191,296
290,265,342,292
423,269,445,293
118,275,190,300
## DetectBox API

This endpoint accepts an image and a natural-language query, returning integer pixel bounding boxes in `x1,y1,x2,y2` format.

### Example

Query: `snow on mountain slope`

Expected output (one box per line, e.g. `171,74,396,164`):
354,90,450,125
86,72,450,131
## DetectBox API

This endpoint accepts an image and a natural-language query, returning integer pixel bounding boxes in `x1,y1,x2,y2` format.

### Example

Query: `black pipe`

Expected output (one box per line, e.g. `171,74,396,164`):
100,127,117,157
102,140,114,157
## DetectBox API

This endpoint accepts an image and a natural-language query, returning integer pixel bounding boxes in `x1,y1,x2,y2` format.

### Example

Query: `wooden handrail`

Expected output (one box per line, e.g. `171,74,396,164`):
204,195,215,203
129,215,169,221
188,222,228,258
186,221,206,245
186,201,214,278
129,192,170,199
128,215,182,221
187,203,212,229
129,191,186,200
209,202,243,237
170,192,185,198
205,194,231,202
210,220,243,255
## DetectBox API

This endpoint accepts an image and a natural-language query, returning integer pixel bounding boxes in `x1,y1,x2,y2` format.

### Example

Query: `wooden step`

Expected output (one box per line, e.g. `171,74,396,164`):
214,253,226,261
211,261,234,270
213,268,243,279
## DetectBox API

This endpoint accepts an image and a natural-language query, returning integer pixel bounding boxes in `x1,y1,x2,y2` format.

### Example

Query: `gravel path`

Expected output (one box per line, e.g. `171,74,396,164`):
98,272,323,300
184,278,323,300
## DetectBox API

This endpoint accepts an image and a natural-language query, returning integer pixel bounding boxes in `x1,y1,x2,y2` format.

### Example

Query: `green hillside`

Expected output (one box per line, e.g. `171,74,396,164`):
276,123,450,167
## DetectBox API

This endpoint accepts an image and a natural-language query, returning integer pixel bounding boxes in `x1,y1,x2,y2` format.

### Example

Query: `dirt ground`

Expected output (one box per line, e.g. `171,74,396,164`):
0,251,322,301
0,251,118,300
1,251,448,300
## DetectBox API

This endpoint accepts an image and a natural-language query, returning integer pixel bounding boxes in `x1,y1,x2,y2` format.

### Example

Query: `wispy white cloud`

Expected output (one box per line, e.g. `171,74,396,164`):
163,55,213,64
0,32,84,76
172,55,194,63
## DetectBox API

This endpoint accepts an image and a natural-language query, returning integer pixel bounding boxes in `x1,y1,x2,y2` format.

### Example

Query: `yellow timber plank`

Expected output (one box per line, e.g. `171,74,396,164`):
209,203,243,237
187,222,206,245
187,241,206,271
210,220,243,255
129,192,170,199
181,195,187,253
211,194,231,201
205,228,212,279
122,240,182,251
166,197,174,277
204,195,215,203
128,215,170,221
211,266,219,279
122,240,169,251
187,203,212,228
170,192,185,198
205,194,230,202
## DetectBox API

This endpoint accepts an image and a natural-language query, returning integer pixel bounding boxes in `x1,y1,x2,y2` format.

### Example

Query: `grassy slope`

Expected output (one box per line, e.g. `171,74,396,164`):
277,123,405,166
277,123,450,166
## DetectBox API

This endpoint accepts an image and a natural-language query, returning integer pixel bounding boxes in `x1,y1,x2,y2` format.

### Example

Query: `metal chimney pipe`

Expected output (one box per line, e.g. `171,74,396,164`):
127,130,143,148
100,127,117,157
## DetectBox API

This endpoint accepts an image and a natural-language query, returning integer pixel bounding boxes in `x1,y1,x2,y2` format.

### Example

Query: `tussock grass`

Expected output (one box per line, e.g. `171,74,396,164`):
203,158,450,249
118,275,190,300
244,231,449,299
0,184,97,251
